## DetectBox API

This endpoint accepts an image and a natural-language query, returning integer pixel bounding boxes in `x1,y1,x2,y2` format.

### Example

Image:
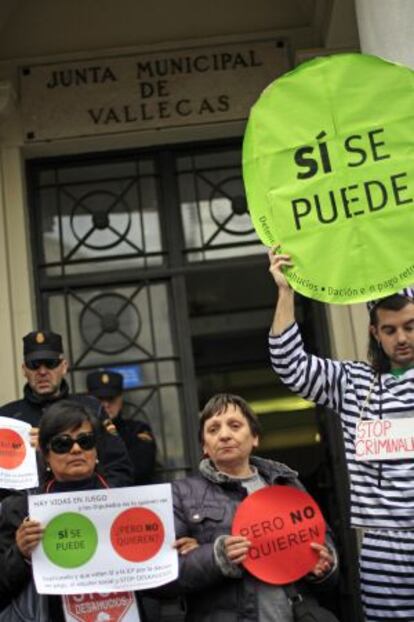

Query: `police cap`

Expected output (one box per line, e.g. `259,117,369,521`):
87,370,123,399
23,330,64,363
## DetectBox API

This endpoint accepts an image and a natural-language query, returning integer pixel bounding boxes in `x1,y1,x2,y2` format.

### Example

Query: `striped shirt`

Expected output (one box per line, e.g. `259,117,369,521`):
269,322,414,530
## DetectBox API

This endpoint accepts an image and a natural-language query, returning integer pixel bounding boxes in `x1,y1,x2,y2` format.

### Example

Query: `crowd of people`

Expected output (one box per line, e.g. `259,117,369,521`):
1,249,414,622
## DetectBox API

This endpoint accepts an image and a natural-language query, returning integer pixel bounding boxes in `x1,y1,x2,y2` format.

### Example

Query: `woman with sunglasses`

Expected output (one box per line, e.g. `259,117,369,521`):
0,399,145,621
0,329,134,505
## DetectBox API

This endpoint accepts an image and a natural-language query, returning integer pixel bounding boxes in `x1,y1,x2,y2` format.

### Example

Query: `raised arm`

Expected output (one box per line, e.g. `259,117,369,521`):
268,248,295,335
267,247,349,412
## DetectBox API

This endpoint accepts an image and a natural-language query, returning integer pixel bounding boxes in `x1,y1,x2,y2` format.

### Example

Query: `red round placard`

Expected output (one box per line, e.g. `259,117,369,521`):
110,507,164,562
232,485,325,584
0,428,26,469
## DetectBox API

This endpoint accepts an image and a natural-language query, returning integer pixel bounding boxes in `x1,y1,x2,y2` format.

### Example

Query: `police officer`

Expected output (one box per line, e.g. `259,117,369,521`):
87,370,157,484
0,330,133,497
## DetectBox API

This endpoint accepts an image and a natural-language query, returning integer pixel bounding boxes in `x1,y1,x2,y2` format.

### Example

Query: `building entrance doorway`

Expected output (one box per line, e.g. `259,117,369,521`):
27,139,362,620
27,141,326,478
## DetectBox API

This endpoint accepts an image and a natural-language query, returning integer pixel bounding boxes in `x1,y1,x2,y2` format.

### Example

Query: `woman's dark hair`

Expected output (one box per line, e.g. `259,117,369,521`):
39,399,100,454
368,294,414,372
198,393,261,443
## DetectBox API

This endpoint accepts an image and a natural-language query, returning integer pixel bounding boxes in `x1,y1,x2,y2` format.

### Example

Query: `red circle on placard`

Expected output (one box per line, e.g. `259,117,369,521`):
232,485,326,585
63,592,134,622
110,507,164,562
0,428,26,469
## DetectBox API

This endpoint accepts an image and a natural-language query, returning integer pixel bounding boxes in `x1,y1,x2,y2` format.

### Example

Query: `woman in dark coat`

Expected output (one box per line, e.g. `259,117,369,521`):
0,399,143,622
172,393,338,622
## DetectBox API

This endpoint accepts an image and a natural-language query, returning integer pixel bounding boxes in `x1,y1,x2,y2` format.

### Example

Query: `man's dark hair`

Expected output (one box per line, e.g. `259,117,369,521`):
39,399,100,454
198,393,261,443
368,294,414,372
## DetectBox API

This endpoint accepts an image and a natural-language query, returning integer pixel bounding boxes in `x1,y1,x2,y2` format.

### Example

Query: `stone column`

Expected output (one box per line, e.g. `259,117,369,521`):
355,0,414,67
0,82,35,402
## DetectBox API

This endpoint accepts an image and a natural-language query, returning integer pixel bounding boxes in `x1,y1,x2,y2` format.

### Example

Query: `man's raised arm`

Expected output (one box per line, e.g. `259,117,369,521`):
268,248,295,335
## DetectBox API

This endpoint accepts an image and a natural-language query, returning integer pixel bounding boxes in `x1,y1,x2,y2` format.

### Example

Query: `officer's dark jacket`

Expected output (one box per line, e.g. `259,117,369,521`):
167,456,337,622
113,411,156,484
0,380,134,499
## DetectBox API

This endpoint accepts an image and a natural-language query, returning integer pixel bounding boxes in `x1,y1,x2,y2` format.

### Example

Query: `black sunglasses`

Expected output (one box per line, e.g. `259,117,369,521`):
49,432,96,454
25,359,62,371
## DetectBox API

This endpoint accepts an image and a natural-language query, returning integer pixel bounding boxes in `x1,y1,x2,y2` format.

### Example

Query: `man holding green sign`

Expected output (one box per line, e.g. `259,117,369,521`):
243,52,414,621
268,251,414,621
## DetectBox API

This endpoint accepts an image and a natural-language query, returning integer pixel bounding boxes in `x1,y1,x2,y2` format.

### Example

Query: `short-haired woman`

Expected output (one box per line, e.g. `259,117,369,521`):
171,393,338,622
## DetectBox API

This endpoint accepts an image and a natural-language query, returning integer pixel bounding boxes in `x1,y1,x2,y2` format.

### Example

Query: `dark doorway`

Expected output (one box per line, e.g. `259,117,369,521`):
27,139,362,621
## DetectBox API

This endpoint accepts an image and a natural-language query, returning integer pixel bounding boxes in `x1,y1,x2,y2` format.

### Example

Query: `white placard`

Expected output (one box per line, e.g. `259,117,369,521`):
355,417,414,461
29,483,177,594
0,416,38,489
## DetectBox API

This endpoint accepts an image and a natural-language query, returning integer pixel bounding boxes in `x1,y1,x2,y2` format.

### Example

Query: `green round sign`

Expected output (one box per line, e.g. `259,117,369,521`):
243,53,414,304
42,512,98,568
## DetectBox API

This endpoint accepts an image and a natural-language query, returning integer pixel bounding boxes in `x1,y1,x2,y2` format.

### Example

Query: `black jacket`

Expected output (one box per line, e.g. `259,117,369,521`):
113,411,157,484
0,491,31,610
0,380,134,500
169,456,338,622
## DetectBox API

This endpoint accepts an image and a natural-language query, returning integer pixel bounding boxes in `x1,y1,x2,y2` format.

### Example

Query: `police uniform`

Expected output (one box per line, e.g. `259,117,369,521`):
0,330,133,500
87,370,157,484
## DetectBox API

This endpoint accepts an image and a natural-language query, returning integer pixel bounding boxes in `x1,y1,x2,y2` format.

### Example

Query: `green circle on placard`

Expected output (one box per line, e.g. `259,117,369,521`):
243,53,414,304
42,512,98,568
